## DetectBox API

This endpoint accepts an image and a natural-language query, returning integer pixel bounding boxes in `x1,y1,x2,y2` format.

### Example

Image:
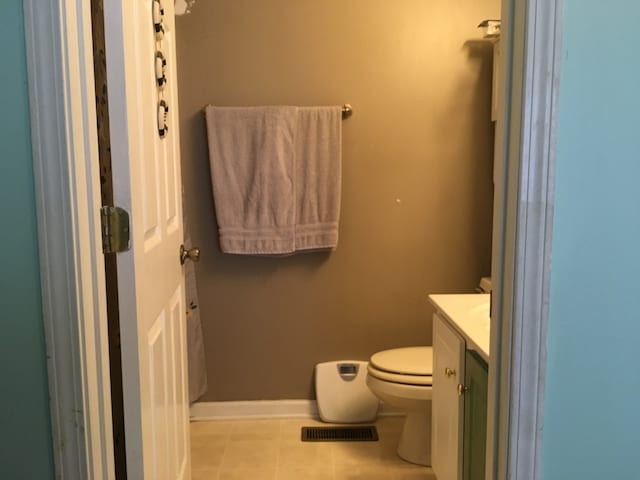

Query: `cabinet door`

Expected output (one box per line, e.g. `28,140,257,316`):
432,313,465,480
463,351,489,480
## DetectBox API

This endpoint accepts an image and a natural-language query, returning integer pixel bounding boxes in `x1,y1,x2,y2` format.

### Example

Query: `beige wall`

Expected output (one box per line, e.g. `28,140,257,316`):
176,0,499,401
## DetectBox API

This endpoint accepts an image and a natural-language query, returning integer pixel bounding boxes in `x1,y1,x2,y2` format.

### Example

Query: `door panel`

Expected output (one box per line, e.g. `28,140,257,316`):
148,313,169,479
463,350,489,480
104,0,190,478
169,285,189,479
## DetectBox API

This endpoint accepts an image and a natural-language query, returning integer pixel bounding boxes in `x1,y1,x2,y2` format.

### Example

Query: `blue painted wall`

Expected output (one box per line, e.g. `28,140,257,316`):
542,1,640,479
0,1,55,478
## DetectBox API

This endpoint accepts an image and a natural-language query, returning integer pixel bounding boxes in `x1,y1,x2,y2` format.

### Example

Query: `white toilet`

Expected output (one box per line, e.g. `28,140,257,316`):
366,346,433,466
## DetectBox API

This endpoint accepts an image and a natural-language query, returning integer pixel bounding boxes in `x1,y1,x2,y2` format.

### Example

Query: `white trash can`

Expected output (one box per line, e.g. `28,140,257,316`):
315,360,379,423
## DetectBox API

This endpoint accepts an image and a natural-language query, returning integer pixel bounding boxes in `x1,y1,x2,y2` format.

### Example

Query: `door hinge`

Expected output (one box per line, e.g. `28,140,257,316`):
100,206,131,254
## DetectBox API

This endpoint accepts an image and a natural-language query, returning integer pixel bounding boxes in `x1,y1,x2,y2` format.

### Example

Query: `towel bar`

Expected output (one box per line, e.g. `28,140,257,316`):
202,104,354,120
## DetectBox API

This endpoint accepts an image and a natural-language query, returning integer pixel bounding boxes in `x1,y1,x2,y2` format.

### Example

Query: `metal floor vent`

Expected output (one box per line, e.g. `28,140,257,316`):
301,426,379,442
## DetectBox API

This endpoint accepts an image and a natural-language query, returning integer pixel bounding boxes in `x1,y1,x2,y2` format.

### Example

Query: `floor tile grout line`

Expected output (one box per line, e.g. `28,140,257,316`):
330,433,337,480
274,419,283,480
214,422,231,480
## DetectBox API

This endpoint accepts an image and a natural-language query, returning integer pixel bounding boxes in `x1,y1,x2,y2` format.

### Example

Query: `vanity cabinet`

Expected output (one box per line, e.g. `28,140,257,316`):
432,313,465,480
432,312,489,480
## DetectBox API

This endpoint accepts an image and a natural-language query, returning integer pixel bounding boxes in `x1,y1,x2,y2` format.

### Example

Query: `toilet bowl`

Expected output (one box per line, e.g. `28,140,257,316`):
366,346,433,466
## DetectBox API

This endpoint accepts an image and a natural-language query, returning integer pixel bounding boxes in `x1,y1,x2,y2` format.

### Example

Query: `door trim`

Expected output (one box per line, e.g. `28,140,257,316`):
24,0,563,478
488,0,563,479
23,1,114,478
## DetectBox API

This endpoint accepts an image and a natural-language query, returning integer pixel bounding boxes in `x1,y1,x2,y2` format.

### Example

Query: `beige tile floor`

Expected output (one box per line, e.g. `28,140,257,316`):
190,416,436,480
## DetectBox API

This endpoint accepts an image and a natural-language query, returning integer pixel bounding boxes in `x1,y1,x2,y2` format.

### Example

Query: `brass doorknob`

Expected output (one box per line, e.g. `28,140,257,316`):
457,384,469,397
180,245,200,265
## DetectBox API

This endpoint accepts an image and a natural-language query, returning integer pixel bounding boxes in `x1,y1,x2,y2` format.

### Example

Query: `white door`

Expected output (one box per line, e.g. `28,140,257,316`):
104,1,191,478
432,313,465,480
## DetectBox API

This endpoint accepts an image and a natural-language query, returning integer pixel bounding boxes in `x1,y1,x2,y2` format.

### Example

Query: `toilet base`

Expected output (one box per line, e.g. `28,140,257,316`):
397,411,432,466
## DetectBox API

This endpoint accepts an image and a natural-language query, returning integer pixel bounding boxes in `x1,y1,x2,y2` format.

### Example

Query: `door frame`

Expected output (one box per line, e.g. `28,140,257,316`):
23,0,562,478
23,0,114,479
488,0,563,478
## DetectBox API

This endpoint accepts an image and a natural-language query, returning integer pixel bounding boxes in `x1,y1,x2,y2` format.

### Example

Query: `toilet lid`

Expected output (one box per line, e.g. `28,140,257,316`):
370,347,433,376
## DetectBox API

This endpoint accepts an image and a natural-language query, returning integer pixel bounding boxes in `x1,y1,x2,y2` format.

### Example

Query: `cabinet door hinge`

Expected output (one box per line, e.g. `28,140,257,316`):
100,206,131,254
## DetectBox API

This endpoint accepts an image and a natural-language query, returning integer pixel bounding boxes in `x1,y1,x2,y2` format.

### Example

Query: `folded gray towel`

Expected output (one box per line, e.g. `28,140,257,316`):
204,105,342,255
205,106,297,254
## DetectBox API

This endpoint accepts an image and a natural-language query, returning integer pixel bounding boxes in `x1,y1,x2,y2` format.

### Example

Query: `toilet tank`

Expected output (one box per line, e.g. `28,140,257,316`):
315,360,379,423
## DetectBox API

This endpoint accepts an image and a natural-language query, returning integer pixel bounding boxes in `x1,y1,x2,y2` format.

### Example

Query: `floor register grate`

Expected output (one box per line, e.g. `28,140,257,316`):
301,425,379,442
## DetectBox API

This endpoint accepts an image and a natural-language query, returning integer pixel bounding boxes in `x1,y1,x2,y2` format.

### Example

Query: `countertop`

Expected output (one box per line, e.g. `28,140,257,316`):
428,293,491,362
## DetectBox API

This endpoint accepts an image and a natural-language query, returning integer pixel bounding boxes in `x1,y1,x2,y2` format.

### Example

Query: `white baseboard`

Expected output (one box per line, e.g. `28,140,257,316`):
190,400,403,422
190,400,318,421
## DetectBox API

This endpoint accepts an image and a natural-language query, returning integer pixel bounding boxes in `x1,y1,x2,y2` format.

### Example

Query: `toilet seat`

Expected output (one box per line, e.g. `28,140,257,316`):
368,365,433,386
368,347,433,386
